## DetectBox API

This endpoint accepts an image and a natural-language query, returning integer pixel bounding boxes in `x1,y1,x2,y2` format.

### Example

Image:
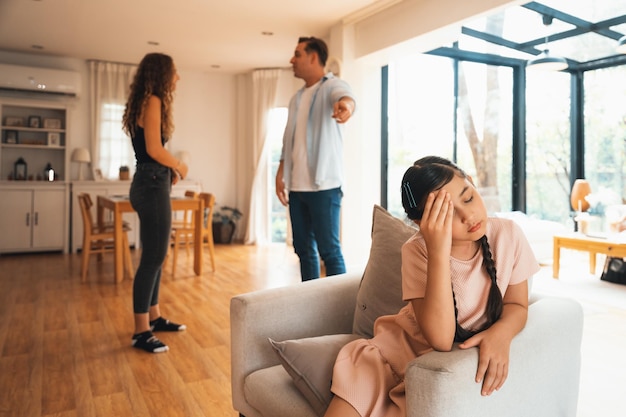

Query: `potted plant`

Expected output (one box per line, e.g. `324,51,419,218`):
212,205,243,243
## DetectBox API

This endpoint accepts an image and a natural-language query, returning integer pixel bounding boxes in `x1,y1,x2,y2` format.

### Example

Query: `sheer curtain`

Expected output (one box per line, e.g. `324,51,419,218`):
239,69,280,244
88,61,137,179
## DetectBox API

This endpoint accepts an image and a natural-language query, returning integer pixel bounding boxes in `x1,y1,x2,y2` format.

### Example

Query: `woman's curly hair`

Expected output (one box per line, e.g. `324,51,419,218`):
122,53,176,141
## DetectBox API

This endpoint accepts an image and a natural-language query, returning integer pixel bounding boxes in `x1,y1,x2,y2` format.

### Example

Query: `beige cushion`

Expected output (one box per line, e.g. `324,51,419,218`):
268,334,360,416
352,204,416,338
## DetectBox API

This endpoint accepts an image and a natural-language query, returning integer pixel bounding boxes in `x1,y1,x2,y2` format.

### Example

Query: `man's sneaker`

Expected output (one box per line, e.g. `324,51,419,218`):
132,331,169,353
150,317,187,332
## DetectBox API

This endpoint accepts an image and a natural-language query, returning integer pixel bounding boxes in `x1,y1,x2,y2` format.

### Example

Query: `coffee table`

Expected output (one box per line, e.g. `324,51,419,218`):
552,233,626,278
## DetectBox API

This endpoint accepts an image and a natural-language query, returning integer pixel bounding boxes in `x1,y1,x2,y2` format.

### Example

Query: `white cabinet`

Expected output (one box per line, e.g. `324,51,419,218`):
70,180,202,253
1,100,68,181
0,184,67,253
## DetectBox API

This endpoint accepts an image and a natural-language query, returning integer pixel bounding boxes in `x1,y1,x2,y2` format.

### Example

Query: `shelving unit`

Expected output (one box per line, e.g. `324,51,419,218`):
0,98,70,253
1,100,68,181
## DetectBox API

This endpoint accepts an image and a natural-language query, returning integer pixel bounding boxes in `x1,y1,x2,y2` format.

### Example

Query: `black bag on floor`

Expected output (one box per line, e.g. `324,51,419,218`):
600,257,626,285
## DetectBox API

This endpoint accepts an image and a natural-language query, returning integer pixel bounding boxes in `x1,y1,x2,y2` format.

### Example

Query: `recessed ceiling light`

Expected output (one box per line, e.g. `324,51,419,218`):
147,41,159,46
261,31,274,36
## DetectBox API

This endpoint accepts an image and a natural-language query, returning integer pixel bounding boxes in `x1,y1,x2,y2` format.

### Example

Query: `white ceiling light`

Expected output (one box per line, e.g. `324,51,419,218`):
527,50,568,71
526,14,568,71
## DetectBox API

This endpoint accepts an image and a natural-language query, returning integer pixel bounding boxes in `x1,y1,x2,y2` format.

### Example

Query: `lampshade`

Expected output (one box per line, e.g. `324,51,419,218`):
570,179,592,212
617,35,626,54
71,147,91,163
526,50,568,71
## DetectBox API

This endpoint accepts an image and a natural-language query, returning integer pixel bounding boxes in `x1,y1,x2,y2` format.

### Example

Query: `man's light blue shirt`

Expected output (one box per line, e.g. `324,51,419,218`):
280,72,356,190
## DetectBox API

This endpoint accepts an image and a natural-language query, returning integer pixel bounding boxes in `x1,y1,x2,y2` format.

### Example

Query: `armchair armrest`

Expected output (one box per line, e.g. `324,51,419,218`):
230,271,362,416
405,297,583,417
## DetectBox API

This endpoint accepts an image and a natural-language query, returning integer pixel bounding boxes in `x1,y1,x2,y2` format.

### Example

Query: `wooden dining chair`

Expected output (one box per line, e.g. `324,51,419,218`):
77,193,134,282
199,192,216,272
169,190,198,276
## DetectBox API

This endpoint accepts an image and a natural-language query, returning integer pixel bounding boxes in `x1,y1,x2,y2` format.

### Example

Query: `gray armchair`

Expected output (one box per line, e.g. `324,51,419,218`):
230,271,583,417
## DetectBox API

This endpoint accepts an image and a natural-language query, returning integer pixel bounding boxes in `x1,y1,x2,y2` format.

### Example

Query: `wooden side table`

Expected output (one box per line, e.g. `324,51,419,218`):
552,234,626,278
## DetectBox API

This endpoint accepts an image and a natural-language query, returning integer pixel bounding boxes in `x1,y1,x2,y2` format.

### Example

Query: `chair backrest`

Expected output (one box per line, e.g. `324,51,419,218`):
199,192,215,230
77,193,95,231
176,190,198,227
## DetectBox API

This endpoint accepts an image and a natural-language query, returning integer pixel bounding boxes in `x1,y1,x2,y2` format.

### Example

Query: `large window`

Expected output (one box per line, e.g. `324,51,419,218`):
385,56,513,217
584,66,626,206
98,102,134,179
267,107,288,242
525,70,571,222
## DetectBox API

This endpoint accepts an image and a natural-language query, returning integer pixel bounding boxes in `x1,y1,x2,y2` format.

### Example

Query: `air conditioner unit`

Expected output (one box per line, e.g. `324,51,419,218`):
0,63,81,97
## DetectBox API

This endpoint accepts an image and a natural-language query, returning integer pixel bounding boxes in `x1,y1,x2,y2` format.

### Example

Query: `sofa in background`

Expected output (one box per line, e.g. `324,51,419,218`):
494,211,568,264
230,206,584,417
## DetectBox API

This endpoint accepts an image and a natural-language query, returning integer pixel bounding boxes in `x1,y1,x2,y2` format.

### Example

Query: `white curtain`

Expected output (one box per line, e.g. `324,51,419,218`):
88,61,137,179
241,69,280,244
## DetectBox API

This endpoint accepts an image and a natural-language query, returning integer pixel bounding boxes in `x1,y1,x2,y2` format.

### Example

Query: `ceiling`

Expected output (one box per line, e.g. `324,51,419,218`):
2,0,625,75
0,0,382,73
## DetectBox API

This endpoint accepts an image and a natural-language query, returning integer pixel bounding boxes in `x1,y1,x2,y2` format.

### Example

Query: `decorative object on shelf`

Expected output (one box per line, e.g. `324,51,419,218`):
44,163,55,182
47,132,61,147
4,116,24,127
212,205,242,243
119,165,130,180
43,118,62,129
92,168,104,181
5,130,17,144
71,147,91,180
14,157,27,180
28,116,41,128
570,179,592,212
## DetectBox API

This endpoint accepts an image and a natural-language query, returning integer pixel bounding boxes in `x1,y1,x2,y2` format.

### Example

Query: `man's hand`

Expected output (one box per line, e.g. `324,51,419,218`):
332,97,355,124
275,160,289,206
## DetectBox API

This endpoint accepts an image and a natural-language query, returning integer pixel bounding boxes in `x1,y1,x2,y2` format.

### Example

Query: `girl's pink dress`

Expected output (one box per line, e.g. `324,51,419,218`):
330,217,540,416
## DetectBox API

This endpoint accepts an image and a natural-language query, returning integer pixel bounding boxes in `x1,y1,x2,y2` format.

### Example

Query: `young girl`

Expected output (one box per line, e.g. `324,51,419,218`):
324,156,539,416
122,53,189,353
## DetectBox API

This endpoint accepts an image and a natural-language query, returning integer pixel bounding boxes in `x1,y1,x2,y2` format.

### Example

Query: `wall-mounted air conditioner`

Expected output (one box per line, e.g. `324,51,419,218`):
0,63,81,97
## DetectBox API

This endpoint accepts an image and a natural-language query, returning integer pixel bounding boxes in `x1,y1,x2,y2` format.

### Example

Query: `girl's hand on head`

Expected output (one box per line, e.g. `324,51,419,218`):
419,189,454,255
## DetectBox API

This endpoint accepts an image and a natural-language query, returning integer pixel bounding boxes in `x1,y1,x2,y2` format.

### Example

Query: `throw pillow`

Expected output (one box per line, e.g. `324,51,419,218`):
352,205,417,338
268,333,361,416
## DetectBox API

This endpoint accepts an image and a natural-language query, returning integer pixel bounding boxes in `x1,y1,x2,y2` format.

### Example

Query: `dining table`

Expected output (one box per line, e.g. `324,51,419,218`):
97,194,204,283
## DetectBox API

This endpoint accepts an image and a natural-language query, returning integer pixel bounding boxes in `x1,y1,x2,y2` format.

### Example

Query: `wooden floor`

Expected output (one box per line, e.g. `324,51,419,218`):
0,244,302,417
1,244,625,417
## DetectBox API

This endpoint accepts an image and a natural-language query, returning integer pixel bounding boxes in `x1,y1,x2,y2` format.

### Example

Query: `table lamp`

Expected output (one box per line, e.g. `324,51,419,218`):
71,147,91,180
570,179,591,212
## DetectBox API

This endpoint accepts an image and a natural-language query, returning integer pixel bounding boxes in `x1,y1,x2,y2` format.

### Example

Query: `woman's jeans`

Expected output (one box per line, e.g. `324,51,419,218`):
129,163,172,313
288,187,346,281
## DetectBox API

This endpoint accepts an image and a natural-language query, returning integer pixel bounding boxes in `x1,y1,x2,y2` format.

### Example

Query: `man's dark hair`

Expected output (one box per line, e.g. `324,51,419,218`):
298,36,328,67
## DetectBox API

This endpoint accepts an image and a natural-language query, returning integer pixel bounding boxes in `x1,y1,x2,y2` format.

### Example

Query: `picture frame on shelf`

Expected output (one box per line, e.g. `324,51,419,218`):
28,116,41,128
93,167,104,181
4,116,24,127
43,118,62,129
47,132,61,147
5,130,17,144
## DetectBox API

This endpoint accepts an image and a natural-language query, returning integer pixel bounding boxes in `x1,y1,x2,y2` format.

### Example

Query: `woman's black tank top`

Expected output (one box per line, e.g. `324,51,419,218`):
131,126,165,164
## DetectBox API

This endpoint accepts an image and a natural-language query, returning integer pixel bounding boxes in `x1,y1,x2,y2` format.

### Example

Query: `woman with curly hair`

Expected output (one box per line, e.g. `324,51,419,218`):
122,52,189,353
